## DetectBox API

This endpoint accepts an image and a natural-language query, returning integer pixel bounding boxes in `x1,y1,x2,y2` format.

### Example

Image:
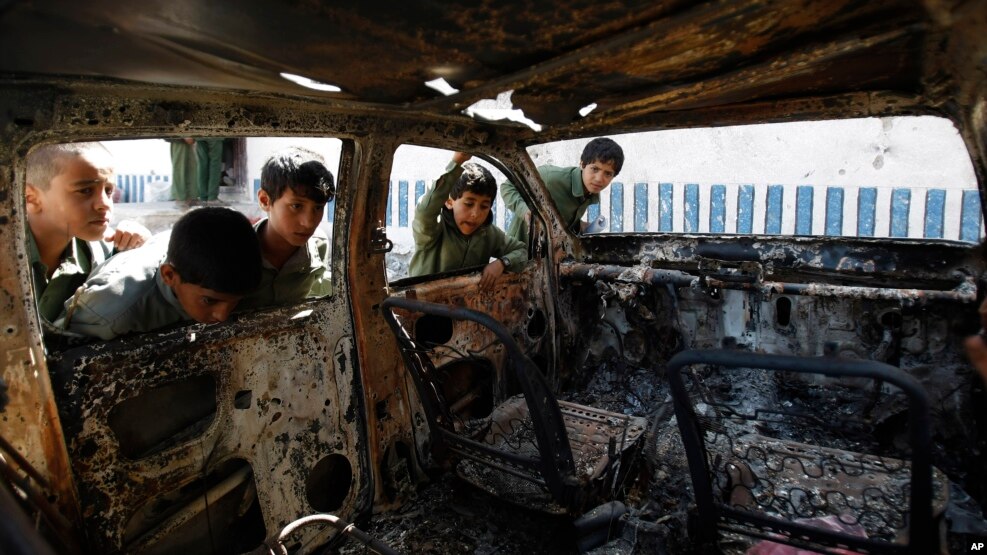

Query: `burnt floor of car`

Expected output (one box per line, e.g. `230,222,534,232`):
331,352,986,554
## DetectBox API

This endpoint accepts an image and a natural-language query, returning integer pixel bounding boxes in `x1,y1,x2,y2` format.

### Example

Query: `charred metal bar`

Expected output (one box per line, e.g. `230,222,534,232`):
560,262,700,288
447,445,547,485
0,456,78,554
381,297,578,504
131,466,253,551
704,276,977,304
255,513,401,555
0,434,50,488
0,480,57,555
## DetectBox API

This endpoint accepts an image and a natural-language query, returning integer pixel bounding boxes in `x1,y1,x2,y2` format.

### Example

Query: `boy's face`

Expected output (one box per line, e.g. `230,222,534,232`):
161,263,242,324
258,186,326,248
579,159,618,195
26,153,115,242
444,192,493,236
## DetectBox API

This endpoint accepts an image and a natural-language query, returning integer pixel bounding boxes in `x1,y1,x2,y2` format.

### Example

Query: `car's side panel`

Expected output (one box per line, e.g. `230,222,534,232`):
46,300,369,553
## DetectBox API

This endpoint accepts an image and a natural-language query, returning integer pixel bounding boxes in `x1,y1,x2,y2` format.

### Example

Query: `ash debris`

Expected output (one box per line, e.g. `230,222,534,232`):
336,476,573,554
338,353,987,554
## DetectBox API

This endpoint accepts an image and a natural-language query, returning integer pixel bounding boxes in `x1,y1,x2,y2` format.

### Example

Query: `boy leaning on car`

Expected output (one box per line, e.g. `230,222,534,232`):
24,142,149,323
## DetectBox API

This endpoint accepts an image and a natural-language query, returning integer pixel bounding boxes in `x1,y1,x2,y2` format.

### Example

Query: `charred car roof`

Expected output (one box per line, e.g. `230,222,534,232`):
0,0,985,149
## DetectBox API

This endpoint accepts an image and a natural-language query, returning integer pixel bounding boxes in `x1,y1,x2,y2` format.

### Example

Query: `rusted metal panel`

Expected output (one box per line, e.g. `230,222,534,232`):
0,0,970,134
382,268,559,476
704,275,976,305
560,262,700,288
0,141,86,550
46,302,368,552
510,0,926,124
577,234,982,283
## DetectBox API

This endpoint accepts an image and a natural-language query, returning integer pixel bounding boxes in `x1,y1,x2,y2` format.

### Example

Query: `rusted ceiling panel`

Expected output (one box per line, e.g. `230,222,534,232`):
506,0,927,124
0,0,680,103
0,0,947,129
576,29,924,126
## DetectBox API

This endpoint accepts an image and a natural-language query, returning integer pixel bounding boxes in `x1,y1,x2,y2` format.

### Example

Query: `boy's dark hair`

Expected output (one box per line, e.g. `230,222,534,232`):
260,147,335,203
167,207,262,295
580,137,624,174
450,162,496,200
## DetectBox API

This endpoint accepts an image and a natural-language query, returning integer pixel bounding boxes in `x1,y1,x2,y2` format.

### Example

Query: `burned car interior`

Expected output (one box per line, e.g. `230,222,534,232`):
2,1,987,554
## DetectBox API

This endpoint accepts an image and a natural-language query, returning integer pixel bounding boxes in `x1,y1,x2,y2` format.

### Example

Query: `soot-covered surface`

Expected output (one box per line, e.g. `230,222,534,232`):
337,356,987,554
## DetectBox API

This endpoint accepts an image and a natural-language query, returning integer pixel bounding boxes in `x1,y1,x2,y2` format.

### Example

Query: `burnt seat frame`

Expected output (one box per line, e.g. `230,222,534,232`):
666,349,936,555
380,297,581,509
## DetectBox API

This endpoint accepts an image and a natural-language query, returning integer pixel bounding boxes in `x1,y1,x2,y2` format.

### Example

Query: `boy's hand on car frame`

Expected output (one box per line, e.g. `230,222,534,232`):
452,152,472,165
479,259,506,290
105,220,151,251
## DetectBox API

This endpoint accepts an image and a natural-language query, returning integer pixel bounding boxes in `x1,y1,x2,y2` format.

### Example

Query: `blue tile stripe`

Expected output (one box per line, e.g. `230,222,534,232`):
135,175,983,243
961,190,981,242
796,185,813,235
386,180,393,225
923,189,945,238
415,180,425,206
710,185,726,233
890,188,911,237
737,185,754,233
116,174,181,204
684,184,699,233
587,202,600,223
398,180,409,227
858,187,876,236
634,182,648,232
765,185,783,234
825,187,843,236
117,175,146,203
659,183,673,232
610,182,624,232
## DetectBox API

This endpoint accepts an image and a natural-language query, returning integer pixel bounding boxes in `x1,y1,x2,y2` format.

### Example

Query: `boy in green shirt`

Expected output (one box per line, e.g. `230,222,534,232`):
25,142,150,322
59,207,262,340
409,152,526,290
237,147,334,311
501,137,624,243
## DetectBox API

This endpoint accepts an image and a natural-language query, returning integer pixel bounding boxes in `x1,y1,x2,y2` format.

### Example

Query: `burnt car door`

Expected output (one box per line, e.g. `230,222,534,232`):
0,86,376,554
361,134,568,507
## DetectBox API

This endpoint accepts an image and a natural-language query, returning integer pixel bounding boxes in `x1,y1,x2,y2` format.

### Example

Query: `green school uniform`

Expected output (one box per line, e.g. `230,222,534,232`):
27,231,111,322
409,162,526,277
236,218,331,311
56,234,190,340
500,165,599,244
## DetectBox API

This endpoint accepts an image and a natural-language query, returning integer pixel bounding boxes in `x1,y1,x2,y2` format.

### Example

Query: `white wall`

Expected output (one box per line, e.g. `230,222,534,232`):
103,139,171,176
103,137,342,174
526,116,976,190
101,116,976,193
